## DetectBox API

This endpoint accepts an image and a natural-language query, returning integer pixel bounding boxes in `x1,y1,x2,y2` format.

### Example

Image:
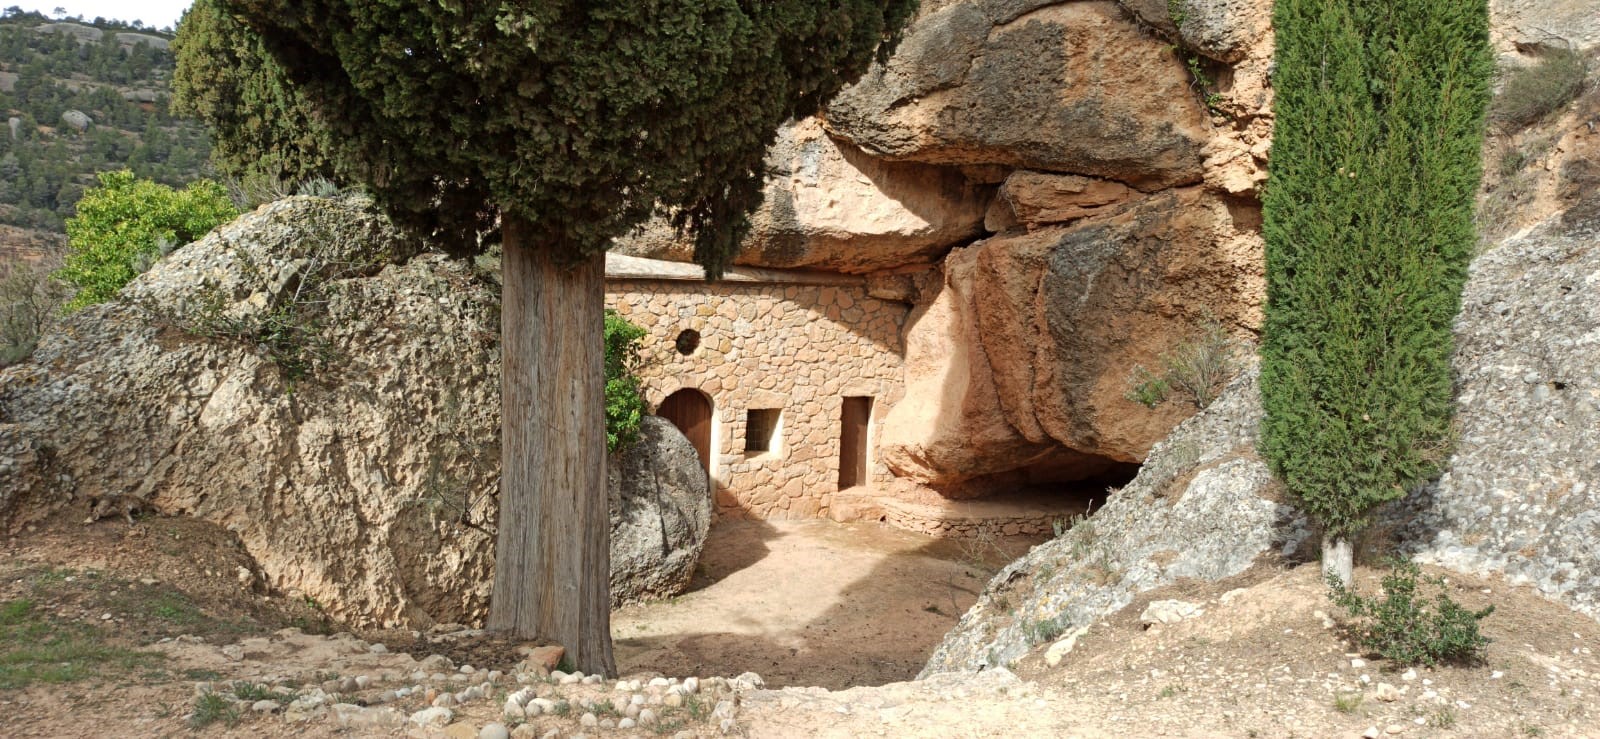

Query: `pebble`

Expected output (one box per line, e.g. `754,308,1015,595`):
560,673,581,685
460,665,476,674
1362,727,1381,739
638,708,657,725
1350,658,1367,669
251,700,280,713
433,693,457,708
1385,725,1405,735
580,712,599,728
503,702,526,720
618,718,637,729
369,643,388,654
340,677,360,693
355,675,372,689
1400,669,1417,681
480,723,511,739
1374,683,1400,702
648,677,671,688
663,692,684,708
683,677,700,695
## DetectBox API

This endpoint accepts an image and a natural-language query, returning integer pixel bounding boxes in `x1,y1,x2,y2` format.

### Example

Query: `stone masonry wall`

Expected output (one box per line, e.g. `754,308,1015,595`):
606,279,908,520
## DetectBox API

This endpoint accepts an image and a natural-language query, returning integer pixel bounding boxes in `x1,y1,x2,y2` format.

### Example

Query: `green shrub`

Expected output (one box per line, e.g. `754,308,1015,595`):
56,170,238,311
1125,317,1241,410
604,310,648,452
1328,560,1493,667
1491,46,1588,130
1261,0,1492,544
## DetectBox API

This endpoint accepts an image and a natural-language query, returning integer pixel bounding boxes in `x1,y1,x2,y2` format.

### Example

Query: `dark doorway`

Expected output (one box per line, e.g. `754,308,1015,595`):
838,396,872,490
658,389,713,477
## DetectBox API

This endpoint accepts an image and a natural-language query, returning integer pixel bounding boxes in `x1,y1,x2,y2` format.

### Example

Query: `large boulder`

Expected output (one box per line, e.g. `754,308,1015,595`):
613,118,989,273
880,188,1263,490
1402,210,1600,620
609,416,712,607
922,367,1311,674
0,196,711,629
825,1,1210,191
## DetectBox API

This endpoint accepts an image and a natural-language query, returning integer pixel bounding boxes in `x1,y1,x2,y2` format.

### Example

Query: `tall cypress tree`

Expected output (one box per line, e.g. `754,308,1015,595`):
1261,0,1491,586
197,0,915,674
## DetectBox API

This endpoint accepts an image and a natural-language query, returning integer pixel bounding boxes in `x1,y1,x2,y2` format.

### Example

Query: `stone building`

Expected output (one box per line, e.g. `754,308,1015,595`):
604,254,908,520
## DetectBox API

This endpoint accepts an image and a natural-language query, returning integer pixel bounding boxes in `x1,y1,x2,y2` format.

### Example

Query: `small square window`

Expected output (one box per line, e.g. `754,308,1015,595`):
745,408,781,454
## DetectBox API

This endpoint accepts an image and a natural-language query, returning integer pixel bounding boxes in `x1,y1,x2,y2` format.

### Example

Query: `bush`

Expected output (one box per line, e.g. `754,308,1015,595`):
1491,46,1588,130
603,310,648,452
1125,317,1242,410
56,170,237,311
0,258,66,367
1328,560,1494,667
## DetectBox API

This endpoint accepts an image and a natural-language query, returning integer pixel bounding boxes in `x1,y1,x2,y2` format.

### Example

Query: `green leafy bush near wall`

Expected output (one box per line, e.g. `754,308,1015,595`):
56,170,237,311
1329,560,1494,666
604,310,648,452
1260,0,1492,542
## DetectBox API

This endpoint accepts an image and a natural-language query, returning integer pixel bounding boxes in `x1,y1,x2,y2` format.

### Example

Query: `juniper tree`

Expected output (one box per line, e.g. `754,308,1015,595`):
203,0,915,673
1260,0,1491,586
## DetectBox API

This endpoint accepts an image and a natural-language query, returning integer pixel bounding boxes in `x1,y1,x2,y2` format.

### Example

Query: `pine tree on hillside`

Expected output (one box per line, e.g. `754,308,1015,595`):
200,0,916,673
1261,0,1492,586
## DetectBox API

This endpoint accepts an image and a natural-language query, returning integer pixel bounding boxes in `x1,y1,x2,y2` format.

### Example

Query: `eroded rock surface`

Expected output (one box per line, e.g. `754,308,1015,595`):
922,368,1311,674
1404,211,1600,619
0,197,712,629
613,118,989,274
825,1,1210,190
881,188,1263,489
609,417,712,607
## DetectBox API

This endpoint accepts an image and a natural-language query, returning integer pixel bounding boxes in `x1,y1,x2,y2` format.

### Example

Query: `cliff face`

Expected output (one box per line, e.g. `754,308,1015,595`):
619,0,1276,493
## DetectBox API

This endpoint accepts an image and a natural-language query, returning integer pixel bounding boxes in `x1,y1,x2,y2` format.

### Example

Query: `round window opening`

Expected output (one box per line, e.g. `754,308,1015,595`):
675,329,701,356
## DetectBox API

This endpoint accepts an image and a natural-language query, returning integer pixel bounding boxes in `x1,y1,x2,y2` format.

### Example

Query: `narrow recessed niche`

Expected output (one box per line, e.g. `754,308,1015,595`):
745,408,781,455
675,329,701,356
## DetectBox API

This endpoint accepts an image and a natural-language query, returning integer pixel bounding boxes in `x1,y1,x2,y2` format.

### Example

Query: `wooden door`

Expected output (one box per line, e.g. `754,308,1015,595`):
838,396,872,490
659,389,712,477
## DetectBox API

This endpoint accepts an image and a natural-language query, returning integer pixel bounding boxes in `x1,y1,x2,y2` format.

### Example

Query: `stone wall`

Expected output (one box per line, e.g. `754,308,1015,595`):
605,273,909,520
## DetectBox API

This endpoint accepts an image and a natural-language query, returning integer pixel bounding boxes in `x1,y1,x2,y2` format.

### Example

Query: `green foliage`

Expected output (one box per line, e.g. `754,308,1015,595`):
604,310,648,452
1260,0,1492,540
1327,560,1493,667
0,598,160,689
189,692,240,728
1490,46,1588,130
171,0,335,193
1124,317,1241,410
212,0,917,271
0,256,67,367
57,170,237,310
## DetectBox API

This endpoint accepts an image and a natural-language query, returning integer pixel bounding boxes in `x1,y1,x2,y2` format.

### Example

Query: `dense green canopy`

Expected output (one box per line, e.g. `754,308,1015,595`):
171,0,335,189
1260,0,1491,540
212,0,916,272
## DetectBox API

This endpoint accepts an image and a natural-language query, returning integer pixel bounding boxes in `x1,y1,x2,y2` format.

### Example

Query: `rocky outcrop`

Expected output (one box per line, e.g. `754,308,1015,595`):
0,196,711,630
1118,0,1273,63
614,118,990,274
1490,0,1600,54
609,416,712,607
922,367,1311,674
825,1,1210,191
1403,210,1600,619
880,188,1263,490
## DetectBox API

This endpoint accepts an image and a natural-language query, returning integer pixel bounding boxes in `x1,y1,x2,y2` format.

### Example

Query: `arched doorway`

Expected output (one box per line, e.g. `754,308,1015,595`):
657,388,713,480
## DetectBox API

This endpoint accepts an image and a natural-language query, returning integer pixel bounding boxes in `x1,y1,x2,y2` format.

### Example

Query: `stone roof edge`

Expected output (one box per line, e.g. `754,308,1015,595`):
604,253,865,286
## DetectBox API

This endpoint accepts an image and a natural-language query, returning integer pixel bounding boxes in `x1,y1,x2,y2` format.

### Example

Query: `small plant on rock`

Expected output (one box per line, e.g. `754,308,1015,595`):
1491,44,1588,130
1125,316,1243,410
189,692,240,729
1327,559,1494,667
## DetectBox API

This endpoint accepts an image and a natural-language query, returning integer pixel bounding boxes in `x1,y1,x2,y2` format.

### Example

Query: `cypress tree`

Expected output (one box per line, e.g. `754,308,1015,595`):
199,0,916,673
1261,0,1491,586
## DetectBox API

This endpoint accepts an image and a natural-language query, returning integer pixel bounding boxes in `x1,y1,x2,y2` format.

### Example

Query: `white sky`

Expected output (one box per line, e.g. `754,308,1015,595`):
12,1,193,31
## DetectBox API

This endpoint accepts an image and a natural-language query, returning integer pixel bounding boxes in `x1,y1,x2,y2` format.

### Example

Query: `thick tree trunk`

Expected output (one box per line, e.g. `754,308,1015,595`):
1323,534,1354,590
488,215,615,676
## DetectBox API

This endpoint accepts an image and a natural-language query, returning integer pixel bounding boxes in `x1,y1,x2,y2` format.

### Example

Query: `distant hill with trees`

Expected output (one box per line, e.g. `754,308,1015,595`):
0,8,211,260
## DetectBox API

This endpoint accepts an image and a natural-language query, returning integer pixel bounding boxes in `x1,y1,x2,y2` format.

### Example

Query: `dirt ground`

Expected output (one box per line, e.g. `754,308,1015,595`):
612,519,1036,690
3,513,1599,738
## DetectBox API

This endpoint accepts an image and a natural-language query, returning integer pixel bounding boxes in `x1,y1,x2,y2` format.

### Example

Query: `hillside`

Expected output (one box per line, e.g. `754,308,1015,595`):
0,10,210,262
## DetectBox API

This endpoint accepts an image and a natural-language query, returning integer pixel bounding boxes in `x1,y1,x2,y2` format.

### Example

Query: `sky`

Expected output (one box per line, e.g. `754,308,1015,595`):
12,0,192,31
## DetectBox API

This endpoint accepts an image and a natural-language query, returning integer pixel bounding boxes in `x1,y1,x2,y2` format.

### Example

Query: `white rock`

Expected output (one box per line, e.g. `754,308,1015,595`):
1362,727,1381,739
1045,626,1091,667
409,706,454,727
503,701,526,720
639,708,658,725
252,700,280,713
1374,683,1400,702
480,723,511,739
1400,669,1417,682
580,712,599,727
1139,600,1203,626
432,693,457,708
618,718,637,729
1350,658,1367,669
369,643,388,654
683,677,700,694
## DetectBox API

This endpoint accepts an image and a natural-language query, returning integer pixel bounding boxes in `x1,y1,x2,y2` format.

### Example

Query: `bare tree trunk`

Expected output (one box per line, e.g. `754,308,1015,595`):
1323,534,1353,589
488,215,615,676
